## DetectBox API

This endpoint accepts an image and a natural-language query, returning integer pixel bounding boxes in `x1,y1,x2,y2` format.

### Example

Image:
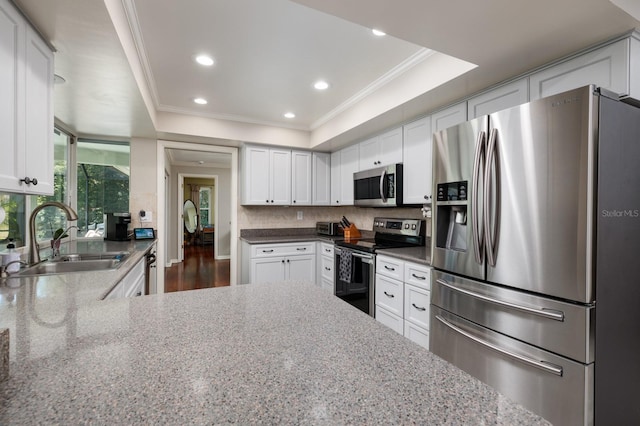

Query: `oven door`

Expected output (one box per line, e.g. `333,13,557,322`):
334,247,375,316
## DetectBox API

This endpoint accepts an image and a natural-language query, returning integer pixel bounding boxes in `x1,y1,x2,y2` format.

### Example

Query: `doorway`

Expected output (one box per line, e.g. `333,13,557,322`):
156,141,238,294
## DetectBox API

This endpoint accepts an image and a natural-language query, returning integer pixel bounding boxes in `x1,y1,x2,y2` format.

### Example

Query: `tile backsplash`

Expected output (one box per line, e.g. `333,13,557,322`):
239,205,431,236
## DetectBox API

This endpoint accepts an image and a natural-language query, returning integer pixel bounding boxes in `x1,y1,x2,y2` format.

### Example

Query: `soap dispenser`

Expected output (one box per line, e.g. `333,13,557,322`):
3,239,20,273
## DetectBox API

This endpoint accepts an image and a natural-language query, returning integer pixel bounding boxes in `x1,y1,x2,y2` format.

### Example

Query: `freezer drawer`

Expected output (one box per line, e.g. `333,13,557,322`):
430,306,593,426
432,270,594,364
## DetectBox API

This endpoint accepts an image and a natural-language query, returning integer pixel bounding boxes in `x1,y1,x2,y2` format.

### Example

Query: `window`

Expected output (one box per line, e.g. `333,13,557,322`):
0,193,26,247
76,139,130,237
199,187,211,227
30,129,71,241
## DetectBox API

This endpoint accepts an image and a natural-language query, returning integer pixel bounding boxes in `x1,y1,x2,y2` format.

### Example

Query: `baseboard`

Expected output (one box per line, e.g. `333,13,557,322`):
215,255,231,260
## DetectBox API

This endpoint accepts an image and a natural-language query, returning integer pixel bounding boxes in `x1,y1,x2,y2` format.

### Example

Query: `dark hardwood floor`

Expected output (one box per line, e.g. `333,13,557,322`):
165,244,230,293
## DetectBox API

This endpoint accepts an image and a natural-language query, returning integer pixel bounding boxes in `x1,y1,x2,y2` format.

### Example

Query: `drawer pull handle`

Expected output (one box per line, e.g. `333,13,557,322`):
412,303,426,311
296,248,307,251
411,273,426,280
436,278,565,321
435,315,563,376
325,267,331,271
325,249,331,252
383,291,394,298
262,249,274,253
384,265,395,271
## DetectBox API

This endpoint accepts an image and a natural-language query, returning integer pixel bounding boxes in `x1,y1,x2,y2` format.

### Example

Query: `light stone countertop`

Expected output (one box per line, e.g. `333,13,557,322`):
0,267,549,424
376,245,431,265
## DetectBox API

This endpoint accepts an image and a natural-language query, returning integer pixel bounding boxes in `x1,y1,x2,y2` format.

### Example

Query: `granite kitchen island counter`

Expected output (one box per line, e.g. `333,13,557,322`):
0,279,548,424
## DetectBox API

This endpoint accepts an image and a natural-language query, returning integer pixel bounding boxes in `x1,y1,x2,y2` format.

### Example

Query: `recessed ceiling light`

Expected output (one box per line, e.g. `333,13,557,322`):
194,97,208,105
195,55,214,66
372,29,386,37
284,112,296,119
314,80,329,90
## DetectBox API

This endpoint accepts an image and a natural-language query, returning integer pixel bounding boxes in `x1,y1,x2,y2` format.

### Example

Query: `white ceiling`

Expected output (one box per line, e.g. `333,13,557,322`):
12,0,640,148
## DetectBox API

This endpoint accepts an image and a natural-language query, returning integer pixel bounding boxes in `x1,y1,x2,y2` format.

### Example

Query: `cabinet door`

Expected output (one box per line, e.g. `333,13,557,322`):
330,151,341,206
375,306,404,335
529,39,630,100
243,146,270,204
312,152,331,205
269,149,291,205
379,127,403,166
404,283,430,330
432,101,467,133
375,274,404,316
291,150,311,205
402,117,432,204
0,0,24,193
251,257,285,284
358,136,380,170
24,25,54,195
467,79,529,119
339,144,359,205
286,254,316,283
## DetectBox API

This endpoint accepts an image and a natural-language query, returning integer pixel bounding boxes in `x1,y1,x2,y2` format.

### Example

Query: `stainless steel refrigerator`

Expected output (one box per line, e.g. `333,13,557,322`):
430,85,640,425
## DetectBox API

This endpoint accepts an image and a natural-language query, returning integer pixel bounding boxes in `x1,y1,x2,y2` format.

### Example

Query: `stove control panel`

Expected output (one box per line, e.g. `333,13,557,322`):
373,218,425,237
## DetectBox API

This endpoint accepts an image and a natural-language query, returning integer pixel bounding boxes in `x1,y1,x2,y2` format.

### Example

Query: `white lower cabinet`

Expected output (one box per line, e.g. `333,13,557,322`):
105,258,145,299
375,254,431,350
316,241,334,293
247,241,316,284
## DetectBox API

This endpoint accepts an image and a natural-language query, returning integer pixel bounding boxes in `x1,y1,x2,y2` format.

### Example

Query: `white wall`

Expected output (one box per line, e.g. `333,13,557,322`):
130,138,158,229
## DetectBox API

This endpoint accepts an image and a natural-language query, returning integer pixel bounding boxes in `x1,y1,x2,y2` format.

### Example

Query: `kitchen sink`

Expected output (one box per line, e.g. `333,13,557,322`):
14,251,130,277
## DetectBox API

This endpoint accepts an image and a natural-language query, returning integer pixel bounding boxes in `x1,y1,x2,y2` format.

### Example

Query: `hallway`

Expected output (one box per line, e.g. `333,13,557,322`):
165,245,231,292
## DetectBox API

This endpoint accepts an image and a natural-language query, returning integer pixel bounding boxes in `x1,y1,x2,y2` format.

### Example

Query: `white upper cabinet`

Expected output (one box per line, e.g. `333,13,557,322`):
242,146,291,205
431,101,467,133
358,127,403,171
291,150,311,205
402,117,432,204
312,152,331,206
529,38,633,101
269,149,291,205
467,79,529,119
0,0,53,195
330,151,341,206
331,144,358,206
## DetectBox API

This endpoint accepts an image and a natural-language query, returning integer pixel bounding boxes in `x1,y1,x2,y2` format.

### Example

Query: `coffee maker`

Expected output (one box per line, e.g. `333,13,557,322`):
104,212,131,241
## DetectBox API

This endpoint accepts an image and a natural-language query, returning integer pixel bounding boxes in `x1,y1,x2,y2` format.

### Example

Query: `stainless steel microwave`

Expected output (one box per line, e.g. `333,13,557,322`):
353,163,403,207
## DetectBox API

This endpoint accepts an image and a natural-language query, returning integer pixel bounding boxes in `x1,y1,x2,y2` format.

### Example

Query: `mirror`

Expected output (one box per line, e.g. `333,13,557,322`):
183,200,198,233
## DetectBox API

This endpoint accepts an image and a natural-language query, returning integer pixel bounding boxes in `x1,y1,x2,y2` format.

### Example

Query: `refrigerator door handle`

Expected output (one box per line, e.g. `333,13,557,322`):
435,278,565,321
435,315,564,376
472,130,487,264
379,169,387,203
484,127,501,266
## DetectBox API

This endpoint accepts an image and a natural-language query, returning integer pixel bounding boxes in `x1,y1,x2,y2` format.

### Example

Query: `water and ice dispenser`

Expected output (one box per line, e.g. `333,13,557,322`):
435,181,468,252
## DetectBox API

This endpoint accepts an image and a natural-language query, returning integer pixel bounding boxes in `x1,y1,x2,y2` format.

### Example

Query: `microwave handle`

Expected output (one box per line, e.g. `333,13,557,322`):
379,169,387,203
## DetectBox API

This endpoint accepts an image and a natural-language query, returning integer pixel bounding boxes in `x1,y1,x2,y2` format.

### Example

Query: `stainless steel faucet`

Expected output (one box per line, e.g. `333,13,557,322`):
28,202,78,265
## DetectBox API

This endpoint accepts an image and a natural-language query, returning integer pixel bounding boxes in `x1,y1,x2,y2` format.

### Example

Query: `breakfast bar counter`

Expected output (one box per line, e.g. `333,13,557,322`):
0,278,548,424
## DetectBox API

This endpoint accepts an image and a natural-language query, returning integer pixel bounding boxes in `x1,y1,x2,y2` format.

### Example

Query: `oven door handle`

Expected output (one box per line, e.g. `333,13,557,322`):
335,247,374,263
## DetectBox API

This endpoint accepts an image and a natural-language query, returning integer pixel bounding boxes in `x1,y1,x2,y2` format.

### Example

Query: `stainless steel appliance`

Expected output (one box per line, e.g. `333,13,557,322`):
335,217,425,316
104,212,131,241
353,163,403,207
315,221,343,236
430,85,640,425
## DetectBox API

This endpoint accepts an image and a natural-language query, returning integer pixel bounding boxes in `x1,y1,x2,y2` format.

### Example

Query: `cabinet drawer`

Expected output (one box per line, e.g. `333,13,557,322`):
404,321,429,350
375,274,403,316
375,306,403,335
251,242,316,258
320,256,334,281
319,242,334,257
404,284,430,330
404,263,431,290
376,255,404,281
